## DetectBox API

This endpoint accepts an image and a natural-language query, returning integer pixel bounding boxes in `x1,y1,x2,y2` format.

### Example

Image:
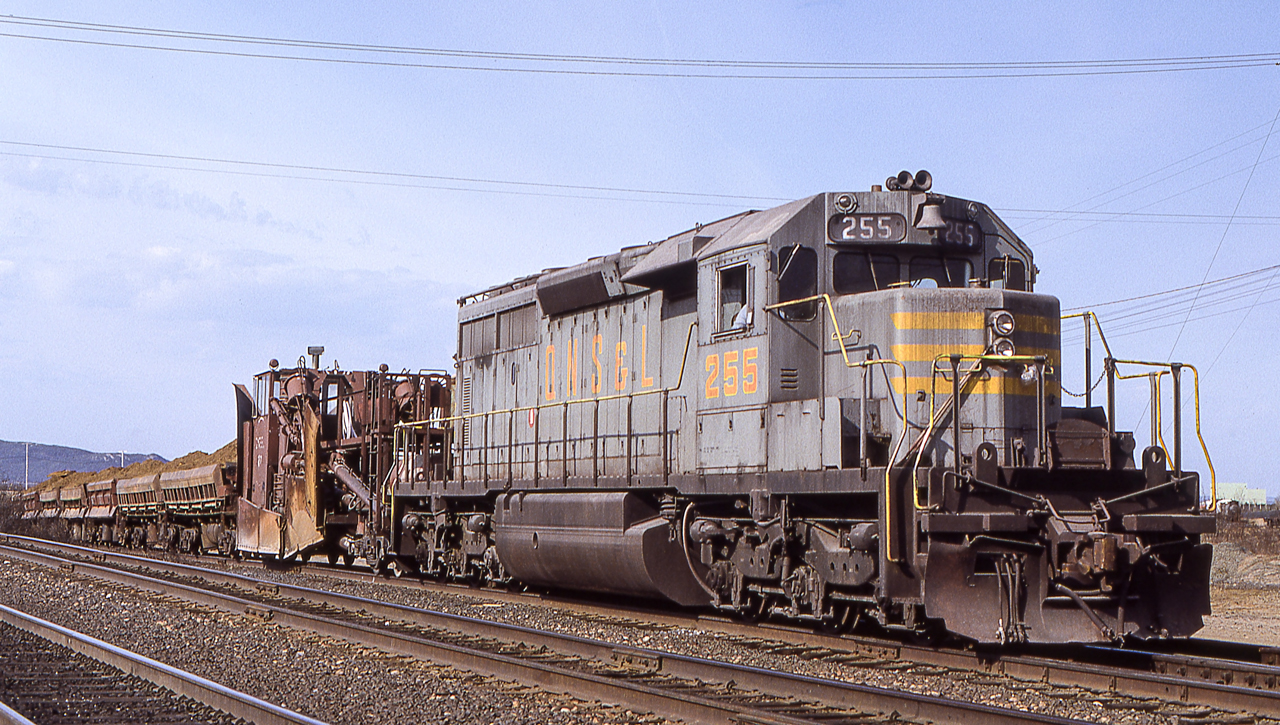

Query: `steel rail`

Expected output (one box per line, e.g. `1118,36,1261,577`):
266,546,1280,717
10,533,1278,716
0,537,1081,725
248,554,1280,717
0,601,327,725
0,700,36,725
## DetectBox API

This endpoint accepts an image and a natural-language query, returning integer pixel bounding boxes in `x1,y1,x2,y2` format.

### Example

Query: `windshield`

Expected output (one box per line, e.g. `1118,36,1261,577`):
909,257,972,289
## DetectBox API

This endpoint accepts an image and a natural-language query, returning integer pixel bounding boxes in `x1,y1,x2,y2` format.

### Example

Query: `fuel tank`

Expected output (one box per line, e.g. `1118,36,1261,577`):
493,492,710,606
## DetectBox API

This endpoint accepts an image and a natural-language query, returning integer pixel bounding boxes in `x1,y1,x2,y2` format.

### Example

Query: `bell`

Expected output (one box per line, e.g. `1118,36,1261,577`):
917,198,946,230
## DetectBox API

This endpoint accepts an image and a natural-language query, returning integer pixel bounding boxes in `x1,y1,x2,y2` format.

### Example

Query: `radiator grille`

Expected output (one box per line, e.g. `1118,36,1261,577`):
780,368,800,390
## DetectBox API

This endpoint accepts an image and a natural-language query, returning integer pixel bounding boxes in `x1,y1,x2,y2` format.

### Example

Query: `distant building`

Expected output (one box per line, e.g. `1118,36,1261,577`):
1217,482,1267,506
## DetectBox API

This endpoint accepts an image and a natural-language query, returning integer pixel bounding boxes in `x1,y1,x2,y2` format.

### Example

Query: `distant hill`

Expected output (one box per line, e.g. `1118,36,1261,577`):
0,440,167,488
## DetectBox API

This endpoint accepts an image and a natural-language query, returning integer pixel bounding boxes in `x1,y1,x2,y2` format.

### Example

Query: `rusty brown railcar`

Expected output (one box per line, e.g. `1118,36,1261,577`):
232,361,450,564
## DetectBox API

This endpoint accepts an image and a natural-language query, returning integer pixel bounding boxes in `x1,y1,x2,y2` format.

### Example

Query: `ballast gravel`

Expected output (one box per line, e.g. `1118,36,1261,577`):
0,558,674,725
222,563,1236,725
2,548,1265,725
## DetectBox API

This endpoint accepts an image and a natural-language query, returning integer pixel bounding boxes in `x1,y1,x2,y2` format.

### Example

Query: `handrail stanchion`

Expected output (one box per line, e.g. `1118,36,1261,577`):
1035,356,1047,468
950,354,962,475
626,394,634,486
859,353,869,480
592,399,600,486
1105,357,1116,436
1171,363,1183,478
1085,314,1093,408
1148,373,1159,452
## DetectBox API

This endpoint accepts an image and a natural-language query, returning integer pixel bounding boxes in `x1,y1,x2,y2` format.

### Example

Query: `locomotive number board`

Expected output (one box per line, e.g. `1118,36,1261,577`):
827,213,907,243
940,219,983,250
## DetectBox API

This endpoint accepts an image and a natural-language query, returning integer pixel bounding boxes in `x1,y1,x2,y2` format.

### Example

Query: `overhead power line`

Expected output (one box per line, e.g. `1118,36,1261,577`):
1,14,1278,80
1017,120,1280,237
1060,264,1280,345
1062,263,1280,312
0,139,788,207
8,136,1280,222
1166,104,1280,358
1029,149,1280,246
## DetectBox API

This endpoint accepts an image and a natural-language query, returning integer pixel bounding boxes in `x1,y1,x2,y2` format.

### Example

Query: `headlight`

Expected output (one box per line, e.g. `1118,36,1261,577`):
992,338,1016,357
990,310,1015,336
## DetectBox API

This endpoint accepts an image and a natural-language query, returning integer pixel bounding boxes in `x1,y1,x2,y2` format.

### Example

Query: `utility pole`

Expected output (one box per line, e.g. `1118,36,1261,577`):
120,451,125,468
24,442,30,489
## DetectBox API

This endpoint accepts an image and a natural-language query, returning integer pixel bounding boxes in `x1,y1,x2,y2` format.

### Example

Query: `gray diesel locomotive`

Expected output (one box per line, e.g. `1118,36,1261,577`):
240,172,1215,645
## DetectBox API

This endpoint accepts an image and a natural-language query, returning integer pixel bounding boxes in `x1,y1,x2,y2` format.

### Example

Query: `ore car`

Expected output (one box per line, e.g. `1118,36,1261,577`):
83,479,117,543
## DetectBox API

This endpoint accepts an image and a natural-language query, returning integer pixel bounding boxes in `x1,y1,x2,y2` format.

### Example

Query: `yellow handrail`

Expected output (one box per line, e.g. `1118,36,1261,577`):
764,294,913,561
1115,369,1171,460
1061,310,1114,359
1064,312,1216,511
917,353,1050,499
1107,358,1216,510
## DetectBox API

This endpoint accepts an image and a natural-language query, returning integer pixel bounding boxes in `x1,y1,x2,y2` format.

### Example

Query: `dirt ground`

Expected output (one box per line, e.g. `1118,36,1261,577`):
1201,586,1280,645
1200,521,1280,645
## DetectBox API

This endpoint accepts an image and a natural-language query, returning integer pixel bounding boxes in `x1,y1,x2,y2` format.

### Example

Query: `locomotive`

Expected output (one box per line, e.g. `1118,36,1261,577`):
26,171,1216,645
387,170,1214,644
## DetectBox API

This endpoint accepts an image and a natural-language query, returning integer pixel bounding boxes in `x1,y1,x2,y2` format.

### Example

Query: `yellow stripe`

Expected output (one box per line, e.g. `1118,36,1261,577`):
891,312,984,330
1016,315,1059,335
889,375,1062,397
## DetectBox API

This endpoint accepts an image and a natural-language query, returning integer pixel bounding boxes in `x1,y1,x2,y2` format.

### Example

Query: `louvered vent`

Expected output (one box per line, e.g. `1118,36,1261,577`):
460,376,473,448
780,368,800,390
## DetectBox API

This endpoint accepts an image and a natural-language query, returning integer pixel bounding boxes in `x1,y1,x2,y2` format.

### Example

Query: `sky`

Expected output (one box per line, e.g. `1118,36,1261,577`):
0,3,1277,498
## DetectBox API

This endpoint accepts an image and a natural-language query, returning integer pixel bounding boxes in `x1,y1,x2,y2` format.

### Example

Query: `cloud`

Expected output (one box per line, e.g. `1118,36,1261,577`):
0,157,326,245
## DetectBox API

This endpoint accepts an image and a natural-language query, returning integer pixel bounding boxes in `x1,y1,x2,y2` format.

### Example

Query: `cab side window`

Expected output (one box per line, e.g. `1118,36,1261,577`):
719,264,749,330
777,245,817,320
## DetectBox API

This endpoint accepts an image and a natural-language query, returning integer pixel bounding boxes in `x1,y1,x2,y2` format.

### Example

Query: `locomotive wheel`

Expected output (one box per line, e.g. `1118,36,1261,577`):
908,624,945,647
819,604,854,635
737,593,769,624
327,550,340,566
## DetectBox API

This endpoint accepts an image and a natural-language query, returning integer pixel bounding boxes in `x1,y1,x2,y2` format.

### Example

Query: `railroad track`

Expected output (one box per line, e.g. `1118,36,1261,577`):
284,549,1280,720
215,542,1280,721
0,599,325,725
0,535,1089,725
